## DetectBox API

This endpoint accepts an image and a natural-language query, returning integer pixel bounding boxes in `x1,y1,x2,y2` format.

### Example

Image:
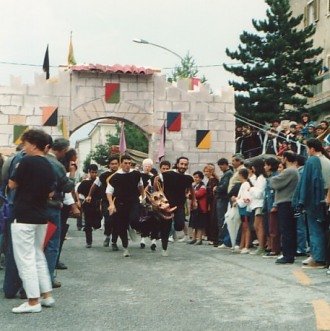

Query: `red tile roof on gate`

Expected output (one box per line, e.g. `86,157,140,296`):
70,63,155,75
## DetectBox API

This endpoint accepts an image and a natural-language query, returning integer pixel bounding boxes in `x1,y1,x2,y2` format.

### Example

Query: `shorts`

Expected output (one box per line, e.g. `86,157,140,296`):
254,207,264,216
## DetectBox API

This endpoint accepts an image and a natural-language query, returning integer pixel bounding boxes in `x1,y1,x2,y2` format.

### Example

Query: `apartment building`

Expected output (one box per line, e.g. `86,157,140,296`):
290,0,330,120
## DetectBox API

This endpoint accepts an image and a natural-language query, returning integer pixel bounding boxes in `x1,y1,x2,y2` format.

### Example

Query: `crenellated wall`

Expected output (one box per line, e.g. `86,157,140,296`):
0,69,235,172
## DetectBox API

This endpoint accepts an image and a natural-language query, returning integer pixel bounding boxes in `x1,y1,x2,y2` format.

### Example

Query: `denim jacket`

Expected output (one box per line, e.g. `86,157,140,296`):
264,171,278,213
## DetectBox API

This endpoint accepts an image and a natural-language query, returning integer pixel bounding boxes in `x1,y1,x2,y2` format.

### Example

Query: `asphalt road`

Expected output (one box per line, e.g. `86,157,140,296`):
1,219,330,331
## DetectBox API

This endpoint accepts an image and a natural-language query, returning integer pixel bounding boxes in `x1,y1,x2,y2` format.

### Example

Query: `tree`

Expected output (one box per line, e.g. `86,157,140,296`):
87,122,148,167
169,52,207,83
224,0,323,124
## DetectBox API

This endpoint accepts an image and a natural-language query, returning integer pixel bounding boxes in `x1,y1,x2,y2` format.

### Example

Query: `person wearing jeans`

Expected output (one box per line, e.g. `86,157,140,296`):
299,139,330,268
270,151,299,264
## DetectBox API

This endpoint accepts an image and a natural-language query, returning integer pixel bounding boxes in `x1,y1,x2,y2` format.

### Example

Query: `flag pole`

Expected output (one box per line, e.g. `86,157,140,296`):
119,122,127,164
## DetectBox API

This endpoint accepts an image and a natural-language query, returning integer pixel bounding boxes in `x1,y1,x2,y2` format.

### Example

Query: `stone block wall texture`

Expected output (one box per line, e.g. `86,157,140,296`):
0,70,235,172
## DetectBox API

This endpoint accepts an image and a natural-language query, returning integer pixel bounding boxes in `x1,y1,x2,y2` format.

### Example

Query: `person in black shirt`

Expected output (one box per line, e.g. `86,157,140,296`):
139,158,153,249
106,155,145,257
77,164,102,248
86,157,119,250
9,129,56,313
158,156,197,256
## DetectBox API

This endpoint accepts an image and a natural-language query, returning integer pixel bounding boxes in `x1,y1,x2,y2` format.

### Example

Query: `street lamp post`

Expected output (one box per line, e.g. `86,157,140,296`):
132,38,183,61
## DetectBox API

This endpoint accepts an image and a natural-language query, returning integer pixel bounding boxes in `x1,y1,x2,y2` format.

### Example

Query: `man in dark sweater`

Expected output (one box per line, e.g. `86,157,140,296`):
45,138,75,285
106,155,145,257
215,158,233,247
270,151,299,264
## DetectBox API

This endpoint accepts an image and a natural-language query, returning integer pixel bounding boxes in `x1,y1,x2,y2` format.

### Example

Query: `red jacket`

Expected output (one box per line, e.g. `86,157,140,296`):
194,183,208,214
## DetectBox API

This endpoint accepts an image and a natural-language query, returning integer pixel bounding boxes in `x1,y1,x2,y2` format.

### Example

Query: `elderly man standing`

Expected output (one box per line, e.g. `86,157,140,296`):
45,138,75,287
271,151,299,265
214,158,233,248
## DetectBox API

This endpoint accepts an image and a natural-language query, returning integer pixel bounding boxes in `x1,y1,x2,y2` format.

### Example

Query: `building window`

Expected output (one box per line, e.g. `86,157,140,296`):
305,0,320,25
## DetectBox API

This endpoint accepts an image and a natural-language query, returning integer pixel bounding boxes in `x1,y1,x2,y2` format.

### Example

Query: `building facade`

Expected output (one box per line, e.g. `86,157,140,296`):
290,0,330,120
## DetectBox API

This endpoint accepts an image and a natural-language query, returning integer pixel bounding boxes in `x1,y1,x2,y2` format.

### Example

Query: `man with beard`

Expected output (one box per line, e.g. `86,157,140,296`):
157,157,197,256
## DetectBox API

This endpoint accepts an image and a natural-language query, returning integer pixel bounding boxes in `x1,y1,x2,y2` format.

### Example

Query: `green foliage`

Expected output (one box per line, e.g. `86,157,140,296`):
169,52,207,83
224,0,323,124
115,123,148,152
88,122,148,167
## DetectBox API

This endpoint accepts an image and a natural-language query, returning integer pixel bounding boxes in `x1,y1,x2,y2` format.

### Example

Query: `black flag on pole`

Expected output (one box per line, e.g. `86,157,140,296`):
43,45,50,80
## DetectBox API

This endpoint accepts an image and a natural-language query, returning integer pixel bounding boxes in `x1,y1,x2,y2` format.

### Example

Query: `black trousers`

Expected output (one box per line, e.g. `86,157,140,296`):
113,200,140,248
102,201,118,243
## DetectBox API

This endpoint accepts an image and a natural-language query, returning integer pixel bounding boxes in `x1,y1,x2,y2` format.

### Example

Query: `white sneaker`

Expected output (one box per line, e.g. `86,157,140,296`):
218,244,230,249
40,297,55,307
12,302,42,314
123,248,130,257
232,246,240,253
168,236,174,243
302,256,313,265
240,248,250,254
150,239,157,251
162,250,169,257
140,237,146,249
176,231,185,240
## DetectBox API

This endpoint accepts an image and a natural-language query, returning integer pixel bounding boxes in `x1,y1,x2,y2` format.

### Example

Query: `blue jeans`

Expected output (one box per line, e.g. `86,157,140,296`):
296,214,307,254
3,205,22,298
306,211,326,262
0,233,3,256
44,208,61,283
277,202,296,262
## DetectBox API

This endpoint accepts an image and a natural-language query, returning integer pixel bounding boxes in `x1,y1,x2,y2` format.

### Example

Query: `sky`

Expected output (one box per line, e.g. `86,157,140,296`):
1,0,268,143
1,0,268,89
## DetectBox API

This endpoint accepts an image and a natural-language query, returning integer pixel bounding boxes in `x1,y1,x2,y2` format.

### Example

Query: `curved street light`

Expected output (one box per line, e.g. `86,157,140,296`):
132,38,183,61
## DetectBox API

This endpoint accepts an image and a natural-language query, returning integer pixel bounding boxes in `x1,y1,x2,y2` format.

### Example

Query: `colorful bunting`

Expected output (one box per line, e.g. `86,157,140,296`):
60,117,69,139
41,106,58,126
196,130,211,149
190,77,201,90
119,123,127,154
13,125,29,145
167,112,181,132
105,83,120,103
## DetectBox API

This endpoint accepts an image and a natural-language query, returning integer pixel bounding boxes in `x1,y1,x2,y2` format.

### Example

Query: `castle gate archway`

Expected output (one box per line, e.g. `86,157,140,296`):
0,67,235,172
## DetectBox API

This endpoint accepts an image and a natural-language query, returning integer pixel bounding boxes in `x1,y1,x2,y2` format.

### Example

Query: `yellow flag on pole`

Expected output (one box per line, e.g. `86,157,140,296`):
60,117,69,139
67,33,76,66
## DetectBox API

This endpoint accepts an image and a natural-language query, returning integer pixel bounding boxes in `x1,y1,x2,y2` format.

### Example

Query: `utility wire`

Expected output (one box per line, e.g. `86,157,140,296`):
0,60,239,70
0,60,58,68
